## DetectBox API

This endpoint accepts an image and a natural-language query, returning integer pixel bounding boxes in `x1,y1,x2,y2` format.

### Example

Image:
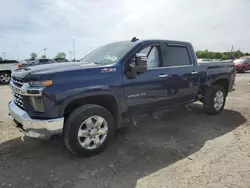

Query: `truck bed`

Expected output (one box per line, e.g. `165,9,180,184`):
198,60,235,89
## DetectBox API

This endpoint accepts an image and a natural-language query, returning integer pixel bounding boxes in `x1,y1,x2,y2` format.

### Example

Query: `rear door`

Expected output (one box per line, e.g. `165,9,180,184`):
161,43,200,104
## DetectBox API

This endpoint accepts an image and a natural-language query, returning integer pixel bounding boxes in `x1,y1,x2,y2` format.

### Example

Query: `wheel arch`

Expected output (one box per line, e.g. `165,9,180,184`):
199,75,230,97
211,77,229,96
0,70,12,73
62,92,122,129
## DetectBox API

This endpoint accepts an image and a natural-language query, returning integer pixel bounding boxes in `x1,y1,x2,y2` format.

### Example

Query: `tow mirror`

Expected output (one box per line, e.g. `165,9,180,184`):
130,53,147,73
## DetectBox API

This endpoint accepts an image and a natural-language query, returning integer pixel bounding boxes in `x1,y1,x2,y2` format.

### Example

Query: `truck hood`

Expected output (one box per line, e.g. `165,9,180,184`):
12,62,99,80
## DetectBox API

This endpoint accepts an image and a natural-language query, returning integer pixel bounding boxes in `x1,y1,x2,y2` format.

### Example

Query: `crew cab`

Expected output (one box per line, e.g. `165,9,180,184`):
9,39,236,156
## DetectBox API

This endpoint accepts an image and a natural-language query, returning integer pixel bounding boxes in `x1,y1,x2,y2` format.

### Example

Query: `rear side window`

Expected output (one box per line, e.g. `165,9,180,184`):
40,59,50,63
165,45,191,66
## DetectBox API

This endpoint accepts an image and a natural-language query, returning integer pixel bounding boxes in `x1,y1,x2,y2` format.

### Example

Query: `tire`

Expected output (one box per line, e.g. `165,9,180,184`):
0,72,11,84
203,85,226,115
242,67,246,73
63,104,115,157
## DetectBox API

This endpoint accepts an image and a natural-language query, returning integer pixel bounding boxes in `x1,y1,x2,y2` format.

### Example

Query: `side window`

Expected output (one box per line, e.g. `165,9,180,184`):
140,46,151,56
147,47,160,69
165,45,191,66
139,46,160,69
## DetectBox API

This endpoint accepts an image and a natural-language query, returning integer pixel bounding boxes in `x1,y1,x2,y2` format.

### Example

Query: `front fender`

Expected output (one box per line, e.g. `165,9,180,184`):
58,87,122,117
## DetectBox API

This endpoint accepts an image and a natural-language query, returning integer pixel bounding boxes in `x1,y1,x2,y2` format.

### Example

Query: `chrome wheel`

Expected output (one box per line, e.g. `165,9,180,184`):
0,73,11,84
213,91,224,110
77,116,108,150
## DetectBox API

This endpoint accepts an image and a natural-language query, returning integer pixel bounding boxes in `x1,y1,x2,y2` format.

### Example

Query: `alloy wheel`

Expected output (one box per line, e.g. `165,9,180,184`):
0,73,11,84
77,116,108,150
213,90,224,110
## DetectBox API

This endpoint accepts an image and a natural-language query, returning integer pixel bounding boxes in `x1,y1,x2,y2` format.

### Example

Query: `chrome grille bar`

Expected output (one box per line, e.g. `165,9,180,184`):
10,78,43,110
11,77,24,87
10,77,24,109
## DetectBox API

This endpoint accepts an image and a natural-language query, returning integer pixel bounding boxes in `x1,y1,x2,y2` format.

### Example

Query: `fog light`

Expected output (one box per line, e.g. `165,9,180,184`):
30,96,44,112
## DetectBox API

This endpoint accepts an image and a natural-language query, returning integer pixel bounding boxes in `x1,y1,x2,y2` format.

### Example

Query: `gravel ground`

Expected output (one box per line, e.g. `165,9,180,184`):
0,73,250,188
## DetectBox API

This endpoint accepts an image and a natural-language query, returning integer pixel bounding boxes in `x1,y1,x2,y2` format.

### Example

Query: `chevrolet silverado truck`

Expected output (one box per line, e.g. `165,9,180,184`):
9,39,236,156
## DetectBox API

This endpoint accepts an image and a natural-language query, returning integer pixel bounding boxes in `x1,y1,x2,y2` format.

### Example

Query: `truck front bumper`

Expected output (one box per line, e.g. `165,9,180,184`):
9,101,64,140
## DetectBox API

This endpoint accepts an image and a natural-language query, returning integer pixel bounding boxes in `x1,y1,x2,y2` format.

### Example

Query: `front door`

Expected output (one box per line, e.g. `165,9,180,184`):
123,44,170,115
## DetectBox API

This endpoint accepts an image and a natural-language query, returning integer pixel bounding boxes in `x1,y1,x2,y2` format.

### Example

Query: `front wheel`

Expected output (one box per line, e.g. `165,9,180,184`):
0,72,11,84
63,104,115,156
203,85,226,115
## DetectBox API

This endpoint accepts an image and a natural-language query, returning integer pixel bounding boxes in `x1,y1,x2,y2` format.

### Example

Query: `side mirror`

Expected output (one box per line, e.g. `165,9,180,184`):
130,53,148,73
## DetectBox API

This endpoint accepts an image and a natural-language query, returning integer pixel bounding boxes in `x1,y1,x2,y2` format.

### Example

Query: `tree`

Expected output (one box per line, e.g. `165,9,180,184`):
55,52,66,59
196,50,250,60
30,53,37,60
214,52,223,59
0,57,2,61
41,55,47,59
234,50,243,59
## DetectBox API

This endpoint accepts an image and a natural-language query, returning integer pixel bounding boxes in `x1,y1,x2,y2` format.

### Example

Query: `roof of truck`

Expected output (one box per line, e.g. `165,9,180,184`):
133,39,192,45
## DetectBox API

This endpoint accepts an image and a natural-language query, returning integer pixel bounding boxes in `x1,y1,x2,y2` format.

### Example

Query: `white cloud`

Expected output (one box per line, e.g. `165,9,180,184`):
0,0,250,60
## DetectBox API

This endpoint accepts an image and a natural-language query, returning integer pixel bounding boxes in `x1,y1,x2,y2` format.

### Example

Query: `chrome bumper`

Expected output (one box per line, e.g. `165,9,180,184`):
8,100,64,140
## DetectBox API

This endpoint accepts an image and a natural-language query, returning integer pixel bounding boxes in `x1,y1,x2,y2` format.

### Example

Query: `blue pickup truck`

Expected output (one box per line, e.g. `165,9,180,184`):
9,39,236,156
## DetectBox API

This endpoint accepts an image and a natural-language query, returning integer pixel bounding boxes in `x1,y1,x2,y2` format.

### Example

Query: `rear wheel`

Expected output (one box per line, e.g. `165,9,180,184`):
63,104,115,156
203,85,226,115
242,67,246,73
0,72,11,84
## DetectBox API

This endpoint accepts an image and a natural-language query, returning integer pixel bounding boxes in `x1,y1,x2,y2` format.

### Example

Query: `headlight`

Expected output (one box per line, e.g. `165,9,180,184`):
27,80,50,112
29,80,53,87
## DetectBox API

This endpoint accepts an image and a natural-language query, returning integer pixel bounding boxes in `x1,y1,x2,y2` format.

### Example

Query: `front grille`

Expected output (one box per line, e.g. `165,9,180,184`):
12,77,24,87
13,92,24,109
11,77,25,109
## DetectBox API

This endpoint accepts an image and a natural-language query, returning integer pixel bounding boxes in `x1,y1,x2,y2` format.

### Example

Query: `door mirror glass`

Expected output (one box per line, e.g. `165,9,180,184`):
130,53,148,73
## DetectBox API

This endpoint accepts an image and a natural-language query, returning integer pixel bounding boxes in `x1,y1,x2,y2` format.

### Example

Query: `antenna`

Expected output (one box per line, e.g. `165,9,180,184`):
131,37,139,42
43,48,47,57
230,45,234,52
73,38,76,62
17,44,19,61
3,52,6,59
69,52,72,61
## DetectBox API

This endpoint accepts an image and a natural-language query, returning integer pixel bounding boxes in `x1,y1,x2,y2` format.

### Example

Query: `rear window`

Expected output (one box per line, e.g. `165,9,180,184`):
165,45,191,66
40,59,50,63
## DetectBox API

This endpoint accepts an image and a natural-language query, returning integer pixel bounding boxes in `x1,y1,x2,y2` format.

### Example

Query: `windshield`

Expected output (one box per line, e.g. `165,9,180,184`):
80,41,137,65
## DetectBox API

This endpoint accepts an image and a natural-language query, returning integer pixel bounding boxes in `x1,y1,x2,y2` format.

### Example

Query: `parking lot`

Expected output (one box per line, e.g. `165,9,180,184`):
0,73,250,188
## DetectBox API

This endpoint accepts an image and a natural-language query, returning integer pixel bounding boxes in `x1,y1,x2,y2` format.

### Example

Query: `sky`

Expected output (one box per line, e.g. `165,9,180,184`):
0,0,250,60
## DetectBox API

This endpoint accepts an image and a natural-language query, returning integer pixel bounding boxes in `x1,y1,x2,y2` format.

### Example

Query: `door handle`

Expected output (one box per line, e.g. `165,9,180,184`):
191,71,198,75
158,74,169,78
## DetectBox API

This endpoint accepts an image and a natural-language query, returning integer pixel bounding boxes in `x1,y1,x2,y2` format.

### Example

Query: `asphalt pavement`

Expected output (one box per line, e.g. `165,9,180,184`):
0,73,250,188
